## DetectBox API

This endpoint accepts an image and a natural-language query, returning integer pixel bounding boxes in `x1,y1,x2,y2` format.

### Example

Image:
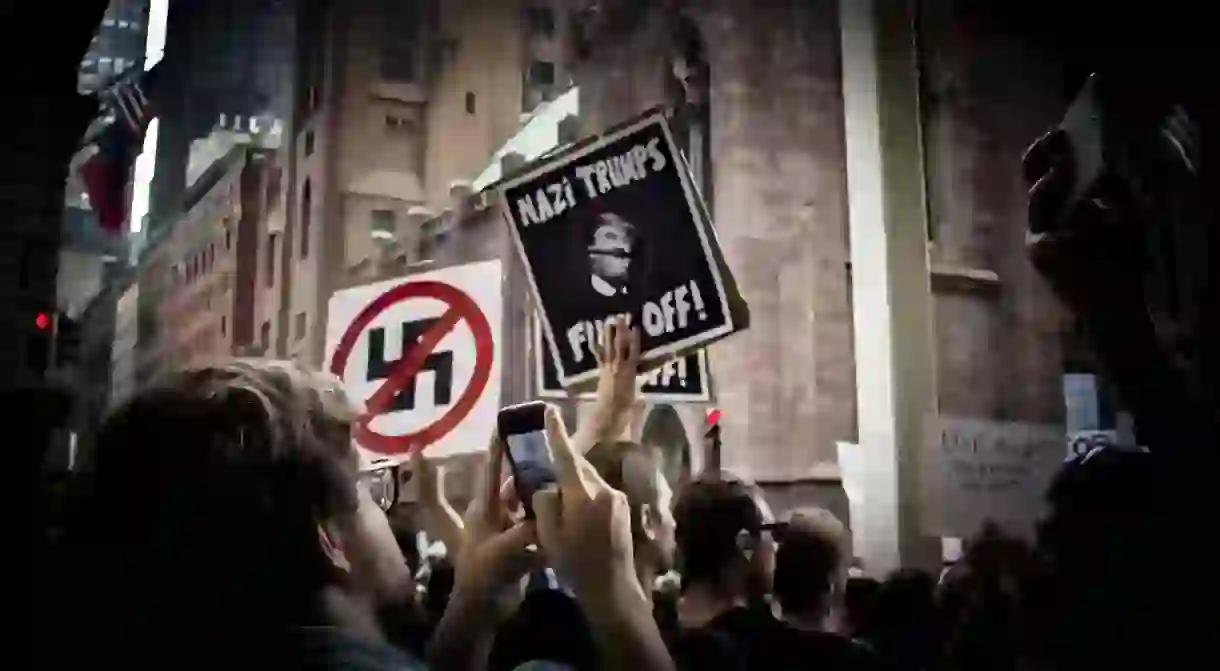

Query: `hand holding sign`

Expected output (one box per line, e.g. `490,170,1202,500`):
572,317,641,454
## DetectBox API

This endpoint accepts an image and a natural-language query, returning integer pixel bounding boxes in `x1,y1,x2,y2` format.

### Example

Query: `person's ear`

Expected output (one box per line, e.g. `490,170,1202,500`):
317,521,352,574
736,529,758,563
641,503,659,542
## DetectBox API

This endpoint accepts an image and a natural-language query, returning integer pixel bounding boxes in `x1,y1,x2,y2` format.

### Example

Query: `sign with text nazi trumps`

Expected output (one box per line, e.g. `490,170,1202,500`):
325,261,502,462
500,109,749,389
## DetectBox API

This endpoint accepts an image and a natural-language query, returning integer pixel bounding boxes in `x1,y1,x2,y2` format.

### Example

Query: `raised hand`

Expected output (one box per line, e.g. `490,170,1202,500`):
410,449,464,560
531,405,675,671
573,316,642,454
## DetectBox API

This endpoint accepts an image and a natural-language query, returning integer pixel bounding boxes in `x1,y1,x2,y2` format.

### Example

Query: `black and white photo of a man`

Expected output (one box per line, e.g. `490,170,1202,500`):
587,212,636,298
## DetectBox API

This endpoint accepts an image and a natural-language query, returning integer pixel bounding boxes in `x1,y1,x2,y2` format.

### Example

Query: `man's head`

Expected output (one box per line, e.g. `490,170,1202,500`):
672,472,776,598
772,508,848,622
82,360,413,633
588,212,636,285
585,440,676,574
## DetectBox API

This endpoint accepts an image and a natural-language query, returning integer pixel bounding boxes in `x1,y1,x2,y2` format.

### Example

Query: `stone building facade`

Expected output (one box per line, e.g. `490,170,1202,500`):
325,1,1075,539
533,0,1068,526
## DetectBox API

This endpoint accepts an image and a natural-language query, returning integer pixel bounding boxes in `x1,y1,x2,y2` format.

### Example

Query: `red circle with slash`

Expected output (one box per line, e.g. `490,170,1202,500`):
330,280,494,456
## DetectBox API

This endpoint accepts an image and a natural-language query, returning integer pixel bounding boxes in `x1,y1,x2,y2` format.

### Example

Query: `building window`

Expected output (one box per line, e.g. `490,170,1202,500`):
304,130,315,156
465,91,477,115
225,226,232,251
300,179,312,258
260,321,271,350
384,114,415,133
378,0,419,82
371,209,397,240
527,60,556,86
526,6,556,37
295,312,307,341
266,233,278,287
221,315,227,336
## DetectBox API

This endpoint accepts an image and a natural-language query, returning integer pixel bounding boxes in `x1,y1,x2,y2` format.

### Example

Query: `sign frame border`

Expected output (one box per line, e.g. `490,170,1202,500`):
532,316,712,403
499,111,735,389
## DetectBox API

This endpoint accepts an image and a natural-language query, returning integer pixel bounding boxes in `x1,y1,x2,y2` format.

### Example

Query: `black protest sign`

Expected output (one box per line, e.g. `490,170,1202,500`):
534,317,710,402
502,111,747,388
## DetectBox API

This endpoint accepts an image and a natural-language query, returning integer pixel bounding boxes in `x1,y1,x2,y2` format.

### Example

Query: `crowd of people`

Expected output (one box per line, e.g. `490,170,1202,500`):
40,104,1217,670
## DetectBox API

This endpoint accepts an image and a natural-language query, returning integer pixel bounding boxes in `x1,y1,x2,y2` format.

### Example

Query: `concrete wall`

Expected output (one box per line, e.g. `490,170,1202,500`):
423,0,529,208
919,4,1067,424
111,283,139,405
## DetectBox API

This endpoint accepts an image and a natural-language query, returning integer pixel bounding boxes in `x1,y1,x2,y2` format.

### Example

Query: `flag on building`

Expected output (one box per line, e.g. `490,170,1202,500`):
79,64,160,233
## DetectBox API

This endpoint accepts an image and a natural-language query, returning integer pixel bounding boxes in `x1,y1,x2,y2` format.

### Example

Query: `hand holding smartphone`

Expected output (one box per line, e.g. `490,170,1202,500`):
497,401,557,520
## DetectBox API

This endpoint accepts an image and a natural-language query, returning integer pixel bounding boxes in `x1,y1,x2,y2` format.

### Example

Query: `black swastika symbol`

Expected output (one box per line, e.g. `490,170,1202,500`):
366,318,454,412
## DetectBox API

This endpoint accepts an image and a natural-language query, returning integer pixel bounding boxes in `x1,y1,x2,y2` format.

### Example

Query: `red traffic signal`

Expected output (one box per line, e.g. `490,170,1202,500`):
35,312,52,330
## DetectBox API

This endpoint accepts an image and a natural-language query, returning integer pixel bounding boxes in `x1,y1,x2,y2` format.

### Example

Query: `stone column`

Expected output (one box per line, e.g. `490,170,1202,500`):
839,0,941,574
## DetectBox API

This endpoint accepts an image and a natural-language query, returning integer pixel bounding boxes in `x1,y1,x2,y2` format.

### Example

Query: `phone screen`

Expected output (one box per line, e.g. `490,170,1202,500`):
505,430,556,508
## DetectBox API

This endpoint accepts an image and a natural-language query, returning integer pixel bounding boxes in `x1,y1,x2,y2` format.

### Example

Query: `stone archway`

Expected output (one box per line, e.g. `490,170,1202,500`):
640,404,692,489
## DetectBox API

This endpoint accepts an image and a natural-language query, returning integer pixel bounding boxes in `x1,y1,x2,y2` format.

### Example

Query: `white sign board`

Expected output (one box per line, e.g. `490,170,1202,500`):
325,260,503,462
921,416,1066,539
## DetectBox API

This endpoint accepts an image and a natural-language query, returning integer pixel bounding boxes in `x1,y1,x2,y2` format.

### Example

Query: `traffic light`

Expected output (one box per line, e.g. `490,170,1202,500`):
55,314,82,367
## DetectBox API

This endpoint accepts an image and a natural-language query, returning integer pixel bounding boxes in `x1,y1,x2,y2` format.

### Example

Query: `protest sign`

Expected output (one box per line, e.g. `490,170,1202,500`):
921,416,1066,539
325,261,503,462
500,110,748,388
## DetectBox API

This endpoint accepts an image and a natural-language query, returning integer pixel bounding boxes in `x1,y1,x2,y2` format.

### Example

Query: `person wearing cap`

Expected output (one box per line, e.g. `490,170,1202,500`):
588,212,637,298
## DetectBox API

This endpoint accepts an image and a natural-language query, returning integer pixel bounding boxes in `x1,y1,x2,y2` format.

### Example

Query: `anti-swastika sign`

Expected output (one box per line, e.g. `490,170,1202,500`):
325,261,502,462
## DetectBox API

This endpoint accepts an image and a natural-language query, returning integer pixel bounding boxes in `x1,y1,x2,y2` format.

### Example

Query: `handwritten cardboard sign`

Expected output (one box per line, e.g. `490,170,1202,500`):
921,416,1066,540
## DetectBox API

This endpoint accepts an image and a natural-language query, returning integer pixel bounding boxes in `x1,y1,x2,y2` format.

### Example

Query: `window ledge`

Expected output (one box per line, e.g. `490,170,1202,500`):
930,265,1001,294
372,81,428,104
843,260,1001,294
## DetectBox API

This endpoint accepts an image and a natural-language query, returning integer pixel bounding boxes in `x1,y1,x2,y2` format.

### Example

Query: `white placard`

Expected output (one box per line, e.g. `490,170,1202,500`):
921,416,1065,540
325,260,503,461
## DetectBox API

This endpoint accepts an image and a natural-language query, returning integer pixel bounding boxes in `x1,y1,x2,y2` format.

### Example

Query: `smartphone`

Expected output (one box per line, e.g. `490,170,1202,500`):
497,401,556,519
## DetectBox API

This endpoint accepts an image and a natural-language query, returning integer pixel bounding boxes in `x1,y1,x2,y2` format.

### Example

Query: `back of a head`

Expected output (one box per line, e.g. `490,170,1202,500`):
672,472,765,589
1038,448,1208,664
64,360,360,657
844,577,881,638
584,440,664,538
773,508,848,619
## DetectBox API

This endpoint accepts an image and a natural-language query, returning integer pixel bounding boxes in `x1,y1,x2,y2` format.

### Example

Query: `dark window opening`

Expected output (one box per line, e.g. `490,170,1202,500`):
265,233,278,287
379,0,419,82
295,312,307,341
300,179,312,259
371,209,397,239
304,130,315,156
527,60,555,86
526,6,556,37
465,91,476,115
